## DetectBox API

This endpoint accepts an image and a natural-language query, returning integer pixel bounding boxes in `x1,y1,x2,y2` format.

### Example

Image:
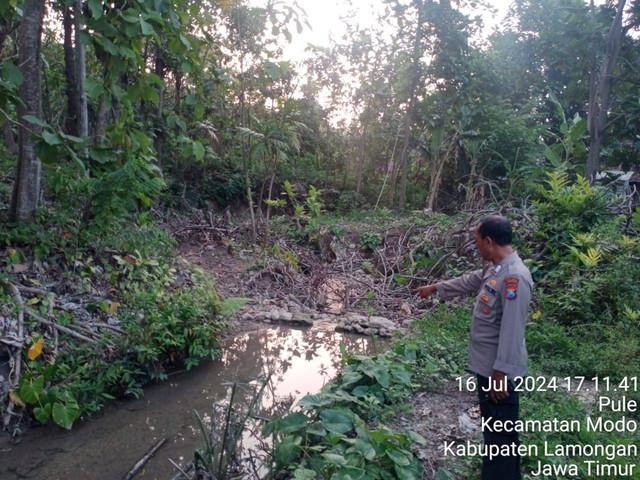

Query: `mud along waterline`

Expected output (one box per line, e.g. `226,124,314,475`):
0,326,383,480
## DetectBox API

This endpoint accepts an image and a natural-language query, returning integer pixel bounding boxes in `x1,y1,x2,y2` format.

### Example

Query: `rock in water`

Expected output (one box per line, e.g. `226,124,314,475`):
369,316,395,329
291,311,313,326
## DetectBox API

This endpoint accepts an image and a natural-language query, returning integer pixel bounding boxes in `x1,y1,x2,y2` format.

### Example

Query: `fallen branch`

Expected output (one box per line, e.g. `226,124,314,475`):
0,337,24,348
24,308,96,344
169,460,194,480
122,438,167,480
0,280,25,428
14,283,50,295
86,322,125,334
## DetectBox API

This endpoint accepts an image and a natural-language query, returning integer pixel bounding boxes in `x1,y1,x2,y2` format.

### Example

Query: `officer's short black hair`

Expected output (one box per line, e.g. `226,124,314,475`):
477,215,512,246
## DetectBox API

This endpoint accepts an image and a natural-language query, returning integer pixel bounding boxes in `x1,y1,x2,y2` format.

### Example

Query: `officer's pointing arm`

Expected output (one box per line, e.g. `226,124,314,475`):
493,275,531,375
435,268,485,300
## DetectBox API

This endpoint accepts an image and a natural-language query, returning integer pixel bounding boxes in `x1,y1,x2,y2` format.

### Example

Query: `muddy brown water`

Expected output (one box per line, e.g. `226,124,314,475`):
0,326,383,480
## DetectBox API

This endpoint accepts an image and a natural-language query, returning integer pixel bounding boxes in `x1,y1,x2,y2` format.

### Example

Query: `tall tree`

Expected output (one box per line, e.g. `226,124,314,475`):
74,0,88,143
10,0,45,223
586,0,627,183
62,5,80,136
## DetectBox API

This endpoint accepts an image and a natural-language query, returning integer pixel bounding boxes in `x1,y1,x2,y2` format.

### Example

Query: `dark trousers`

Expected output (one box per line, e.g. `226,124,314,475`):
476,374,521,480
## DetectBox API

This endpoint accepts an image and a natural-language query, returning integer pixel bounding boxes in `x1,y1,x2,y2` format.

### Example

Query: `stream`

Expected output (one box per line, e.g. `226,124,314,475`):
0,325,383,480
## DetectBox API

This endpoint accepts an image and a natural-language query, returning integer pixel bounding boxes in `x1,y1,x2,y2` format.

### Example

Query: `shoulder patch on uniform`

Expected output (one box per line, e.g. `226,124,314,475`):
504,277,519,300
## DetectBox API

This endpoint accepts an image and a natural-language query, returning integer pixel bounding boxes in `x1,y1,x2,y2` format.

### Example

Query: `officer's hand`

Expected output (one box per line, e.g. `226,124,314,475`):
489,370,510,404
412,285,437,298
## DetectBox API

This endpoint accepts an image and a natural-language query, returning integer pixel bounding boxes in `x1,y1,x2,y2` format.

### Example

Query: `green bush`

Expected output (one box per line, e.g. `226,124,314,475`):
264,345,424,480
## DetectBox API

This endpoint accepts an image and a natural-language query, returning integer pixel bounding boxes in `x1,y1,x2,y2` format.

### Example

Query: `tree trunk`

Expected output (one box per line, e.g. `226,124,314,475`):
586,0,626,184
355,119,369,200
74,0,88,142
93,93,108,144
3,121,18,155
397,0,424,210
397,95,416,210
239,74,257,240
9,0,45,224
264,170,276,245
175,70,182,113
63,6,79,136
426,134,457,211
153,45,165,167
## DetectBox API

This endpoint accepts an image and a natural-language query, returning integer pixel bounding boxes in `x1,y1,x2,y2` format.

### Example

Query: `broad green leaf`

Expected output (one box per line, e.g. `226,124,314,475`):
322,453,348,466
354,438,376,460
543,146,561,166
437,468,453,480
306,422,327,437
292,467,316,480
406,430,427,446
340,371,363,387
192,140,204,161
279,412,308,434
320,409,353,435
88,0,102,19
568,118,587,142
219,297,249,316
298,394,333,408
141,84,159,106
22,115,49,128
34,403,52,423
35,141,59,164
194,103,204,120
386,449,410,466
90,147,115,164
140,19,154,36
265,61,282,80
122,8,139,23
42,130,62,146
119,46,136,59
275,435,301,466
179,34,191,47
1,61,23,87
394,465,419,480
331,466,366,480
52,401,80,429
19,376,44,404
85,77,104,100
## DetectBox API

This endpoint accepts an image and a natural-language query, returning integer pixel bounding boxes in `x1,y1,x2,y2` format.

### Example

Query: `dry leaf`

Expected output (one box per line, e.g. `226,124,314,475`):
400,302,412,315
108,301,120,314
9,390,26,408
28,338,45,360
123,254,138,266
13,264,28,273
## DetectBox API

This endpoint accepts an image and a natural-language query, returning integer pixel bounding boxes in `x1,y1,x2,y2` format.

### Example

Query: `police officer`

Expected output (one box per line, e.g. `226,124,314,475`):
412,215,533,480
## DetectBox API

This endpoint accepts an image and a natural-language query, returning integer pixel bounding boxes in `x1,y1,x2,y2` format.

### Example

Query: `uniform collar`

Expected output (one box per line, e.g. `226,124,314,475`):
497,250,519,267
490,251,518,275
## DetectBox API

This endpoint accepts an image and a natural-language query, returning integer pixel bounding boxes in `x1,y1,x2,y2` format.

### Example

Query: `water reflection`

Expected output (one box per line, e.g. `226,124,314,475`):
0,327,382,480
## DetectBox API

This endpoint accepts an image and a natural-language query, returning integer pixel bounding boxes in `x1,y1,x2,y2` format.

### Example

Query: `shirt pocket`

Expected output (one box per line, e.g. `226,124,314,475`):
475,291,498,323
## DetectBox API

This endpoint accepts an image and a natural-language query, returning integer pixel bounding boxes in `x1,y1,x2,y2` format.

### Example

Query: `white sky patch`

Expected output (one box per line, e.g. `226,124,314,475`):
278,0,514,62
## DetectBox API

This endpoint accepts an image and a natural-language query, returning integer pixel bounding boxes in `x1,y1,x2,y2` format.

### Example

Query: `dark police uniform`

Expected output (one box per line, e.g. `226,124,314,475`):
435,251,533,480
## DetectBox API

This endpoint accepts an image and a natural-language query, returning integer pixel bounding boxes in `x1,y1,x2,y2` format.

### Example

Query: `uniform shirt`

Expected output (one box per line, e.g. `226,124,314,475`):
435,251,533,379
